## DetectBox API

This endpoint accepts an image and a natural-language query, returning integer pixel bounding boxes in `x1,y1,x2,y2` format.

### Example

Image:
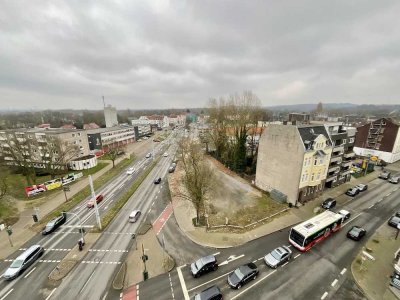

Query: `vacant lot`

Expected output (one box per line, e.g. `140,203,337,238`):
0,196,19,225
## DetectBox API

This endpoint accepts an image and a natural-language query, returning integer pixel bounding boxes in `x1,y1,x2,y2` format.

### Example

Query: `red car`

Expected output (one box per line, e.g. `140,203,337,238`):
87,194,104,208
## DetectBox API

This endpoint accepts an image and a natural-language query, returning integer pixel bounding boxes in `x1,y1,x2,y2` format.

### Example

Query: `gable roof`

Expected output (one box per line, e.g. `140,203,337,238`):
297,125,330,148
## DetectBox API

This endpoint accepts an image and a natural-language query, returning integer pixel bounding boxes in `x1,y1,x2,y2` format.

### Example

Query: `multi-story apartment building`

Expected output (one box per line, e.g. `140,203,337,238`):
86,126,135,152
255,124,332,206
104,105,118,128
288,113,310,124
354,118,400,163
0,128,90,168
324,123,356,188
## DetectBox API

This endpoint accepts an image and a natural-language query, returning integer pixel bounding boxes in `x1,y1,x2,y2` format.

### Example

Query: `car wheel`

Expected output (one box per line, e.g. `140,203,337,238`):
213,265,218,271
253,275,257,280
237,284,241,289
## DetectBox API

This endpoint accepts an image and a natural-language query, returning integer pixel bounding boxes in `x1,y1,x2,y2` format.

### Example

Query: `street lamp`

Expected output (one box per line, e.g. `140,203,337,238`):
62,211,85,242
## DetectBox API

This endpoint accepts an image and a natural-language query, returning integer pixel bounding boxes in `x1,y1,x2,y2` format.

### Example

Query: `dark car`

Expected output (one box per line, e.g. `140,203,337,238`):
355,183,368,192
227,263,258,289
379,171,391,179
193,285,222,300
388,216,400,228
42,214,66,235
87,194,104,208
347,226,366,241
154,177,162,184
345,187,360,197
389,176,400,184
390,272,400,290
322,198,336,209
191,255,218,278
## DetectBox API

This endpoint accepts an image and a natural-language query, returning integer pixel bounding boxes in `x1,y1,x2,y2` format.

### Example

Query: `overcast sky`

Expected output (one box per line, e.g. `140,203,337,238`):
1,1,400,110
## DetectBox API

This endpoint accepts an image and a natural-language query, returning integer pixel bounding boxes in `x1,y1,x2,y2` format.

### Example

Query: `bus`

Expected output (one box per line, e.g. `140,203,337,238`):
289,210,344,252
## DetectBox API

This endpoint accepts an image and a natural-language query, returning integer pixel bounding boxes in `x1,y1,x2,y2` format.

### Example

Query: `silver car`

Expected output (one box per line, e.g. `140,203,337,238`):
3,245,44,280
264,246,292,269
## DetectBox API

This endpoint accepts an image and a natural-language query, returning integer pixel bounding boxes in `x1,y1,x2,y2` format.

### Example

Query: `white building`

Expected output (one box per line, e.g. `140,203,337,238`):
104,105,118,128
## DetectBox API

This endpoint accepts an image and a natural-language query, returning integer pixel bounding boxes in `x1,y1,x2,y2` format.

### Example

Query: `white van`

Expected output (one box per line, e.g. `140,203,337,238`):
129,210,141,223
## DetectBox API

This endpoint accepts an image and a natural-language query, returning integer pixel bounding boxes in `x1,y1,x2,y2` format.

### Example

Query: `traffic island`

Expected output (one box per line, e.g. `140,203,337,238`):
48,233,101,283
352,224,400,300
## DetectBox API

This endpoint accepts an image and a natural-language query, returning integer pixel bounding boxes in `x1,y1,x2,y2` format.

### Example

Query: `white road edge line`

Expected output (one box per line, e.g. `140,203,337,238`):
24,267,36,278
0,289,14,300
321,291,328,300
187,270,233,292
294,254,301,259
177,265,190,300
45,288,57,300
331,279,338,287
230,270,277,300
212,252,220,256
340,268,347,275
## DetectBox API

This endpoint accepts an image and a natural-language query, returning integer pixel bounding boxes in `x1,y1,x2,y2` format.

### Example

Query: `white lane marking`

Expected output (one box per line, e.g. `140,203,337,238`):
368,204,374,209
386,193,391,197
218,254,245,266
80,271,96,293
282,262,289,267
212,252,220,256
0,289,14,300
187,270,233,292
45,288,57,300
294,254,301,259
340,268,347,275
23,267,36,278
177,265,190,300
321,292,328,300
342,213,362,227
331,279,338,287
230,270,277,300
168,272,175,299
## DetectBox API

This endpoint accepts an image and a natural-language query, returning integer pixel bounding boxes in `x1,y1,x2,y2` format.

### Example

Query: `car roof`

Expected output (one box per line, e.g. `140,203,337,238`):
339,210,350,215
130,210,140,216
198,285,221,298
15,245,41,260
198,255,216,265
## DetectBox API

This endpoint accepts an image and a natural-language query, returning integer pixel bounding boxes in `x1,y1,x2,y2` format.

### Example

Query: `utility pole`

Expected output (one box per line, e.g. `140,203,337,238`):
89,175,102,230
142,243,149,280
364,155,371,176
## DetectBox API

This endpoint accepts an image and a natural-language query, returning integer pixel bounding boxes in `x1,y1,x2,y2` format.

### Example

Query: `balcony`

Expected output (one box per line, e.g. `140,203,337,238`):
341,170,351,176
330,156,342,163
333,145,344,153
343,152,355,159
342,161,352,168
328,166,340,173
326,175,337,182
330,132,347,140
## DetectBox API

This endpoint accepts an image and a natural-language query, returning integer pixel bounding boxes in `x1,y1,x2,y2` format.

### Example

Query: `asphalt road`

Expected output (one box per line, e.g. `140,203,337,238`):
137,173,400,300
0,130,180,300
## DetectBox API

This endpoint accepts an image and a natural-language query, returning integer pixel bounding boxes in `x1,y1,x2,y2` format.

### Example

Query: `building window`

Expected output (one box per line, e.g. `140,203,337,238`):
342,139,346,144
311,174,314,181
314,159,317,165
72,133,75,137
349,138,354,143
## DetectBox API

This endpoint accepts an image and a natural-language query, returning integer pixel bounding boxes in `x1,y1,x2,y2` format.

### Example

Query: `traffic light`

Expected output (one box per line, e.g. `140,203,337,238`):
6,226,12,236
32,214,38,223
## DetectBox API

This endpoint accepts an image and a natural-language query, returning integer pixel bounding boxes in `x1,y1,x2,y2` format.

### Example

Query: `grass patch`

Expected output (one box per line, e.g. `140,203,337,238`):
192,216,206,227
0,197,19,225
81,162,108,177
99,158,159,230
33,155,136,228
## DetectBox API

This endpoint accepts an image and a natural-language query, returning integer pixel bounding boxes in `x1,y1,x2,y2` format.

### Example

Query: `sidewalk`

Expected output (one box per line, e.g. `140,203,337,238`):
0,140,151,260
352,222,400,300
170,160,400,248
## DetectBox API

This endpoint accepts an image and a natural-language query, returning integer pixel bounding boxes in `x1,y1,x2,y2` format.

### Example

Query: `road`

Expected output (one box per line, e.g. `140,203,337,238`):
136,172,400,300
0,130,180,300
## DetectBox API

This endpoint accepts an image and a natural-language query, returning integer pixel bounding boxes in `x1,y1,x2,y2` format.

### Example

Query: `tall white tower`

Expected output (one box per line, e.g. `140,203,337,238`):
104,105,118,128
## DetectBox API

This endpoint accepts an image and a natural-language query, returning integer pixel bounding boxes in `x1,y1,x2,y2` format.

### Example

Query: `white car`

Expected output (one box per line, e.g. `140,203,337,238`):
126,167,135,175
145,153,151,158
163,153,169,157
338,209,351,220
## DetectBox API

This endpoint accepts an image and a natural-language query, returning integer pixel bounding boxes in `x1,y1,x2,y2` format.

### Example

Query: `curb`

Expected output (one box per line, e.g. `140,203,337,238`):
350,259,374,300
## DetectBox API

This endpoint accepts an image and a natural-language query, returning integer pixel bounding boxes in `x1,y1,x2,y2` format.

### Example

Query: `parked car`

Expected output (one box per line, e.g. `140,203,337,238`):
145,153,151,158
355,183,368,192
264,246,292,269
193,285,222,300
87,194,104,208
379,171,391,179
126,167,135,175
390,272,400,290
347,226,366,241
322,198,336,209
191,255,218,278
168,166,175,173
153,139,161,142
2,245,44,280
388,216,400,228
128,210,141,223
163,152,169,157
389,176,400,184
42,214,66,235
227,263,258,289
154,177,162,184
338,209,351,220
345,187,360,197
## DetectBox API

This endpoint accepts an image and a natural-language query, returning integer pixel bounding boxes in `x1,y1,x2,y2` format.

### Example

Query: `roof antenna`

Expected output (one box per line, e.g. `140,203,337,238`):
102,95,105,108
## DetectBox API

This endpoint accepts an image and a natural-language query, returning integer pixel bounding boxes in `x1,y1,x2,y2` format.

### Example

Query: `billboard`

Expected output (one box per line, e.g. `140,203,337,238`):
25,184,46,197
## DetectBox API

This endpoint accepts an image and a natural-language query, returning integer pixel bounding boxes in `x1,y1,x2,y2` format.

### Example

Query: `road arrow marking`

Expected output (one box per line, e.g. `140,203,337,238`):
218,254,245,266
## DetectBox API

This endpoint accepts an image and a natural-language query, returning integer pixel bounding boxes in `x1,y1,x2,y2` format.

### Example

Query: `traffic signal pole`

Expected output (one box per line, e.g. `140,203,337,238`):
89,175,102,230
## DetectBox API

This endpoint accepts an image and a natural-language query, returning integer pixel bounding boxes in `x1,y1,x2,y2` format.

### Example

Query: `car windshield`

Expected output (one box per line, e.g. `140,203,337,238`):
351,227,362,234
271,250,282,260
234,267,245,280
46,221,56,230
10,259,24,268
195,259,204,270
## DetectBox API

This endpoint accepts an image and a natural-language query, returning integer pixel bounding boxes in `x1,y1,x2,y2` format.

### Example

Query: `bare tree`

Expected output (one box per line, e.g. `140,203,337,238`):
40,136,80,178
177,138,214,225
105,143,127,168
0,168,8,200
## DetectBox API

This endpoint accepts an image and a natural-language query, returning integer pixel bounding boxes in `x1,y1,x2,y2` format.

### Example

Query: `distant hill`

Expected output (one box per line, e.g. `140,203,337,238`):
266,103,358,112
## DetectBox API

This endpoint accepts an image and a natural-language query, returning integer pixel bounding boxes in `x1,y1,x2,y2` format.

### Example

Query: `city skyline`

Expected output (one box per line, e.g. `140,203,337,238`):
1,1,400,110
